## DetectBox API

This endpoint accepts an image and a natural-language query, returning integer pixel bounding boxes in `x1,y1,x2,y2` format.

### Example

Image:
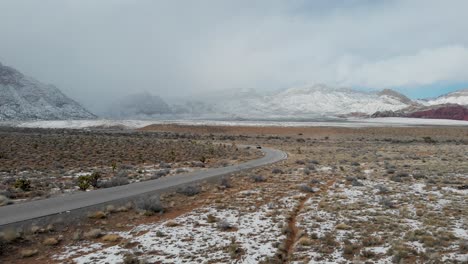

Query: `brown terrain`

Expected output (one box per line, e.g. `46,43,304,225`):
0,124,467,263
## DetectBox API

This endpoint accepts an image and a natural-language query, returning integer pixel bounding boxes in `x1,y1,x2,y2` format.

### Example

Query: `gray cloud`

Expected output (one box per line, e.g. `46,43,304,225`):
0,0,467,113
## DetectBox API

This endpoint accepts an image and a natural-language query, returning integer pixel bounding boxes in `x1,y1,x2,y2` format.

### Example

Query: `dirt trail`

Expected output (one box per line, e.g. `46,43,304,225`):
282,179,336,263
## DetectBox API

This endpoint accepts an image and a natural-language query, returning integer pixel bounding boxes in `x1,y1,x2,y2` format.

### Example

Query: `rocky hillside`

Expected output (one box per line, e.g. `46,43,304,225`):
372,104,468,121
0,62,95,121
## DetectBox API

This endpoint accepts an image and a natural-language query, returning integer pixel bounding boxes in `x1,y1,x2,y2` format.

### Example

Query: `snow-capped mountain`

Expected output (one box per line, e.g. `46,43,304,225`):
214,84,412,119
0,62,95,121
425,88,468,106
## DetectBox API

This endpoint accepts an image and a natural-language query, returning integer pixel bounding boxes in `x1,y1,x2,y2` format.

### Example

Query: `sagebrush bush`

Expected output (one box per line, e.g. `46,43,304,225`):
298,184,315,193
135,195,164,214
272,168,283,174
251,175,266,182
177,185,201,196
217,219,233,231
220,177,232,188
99,176,129,188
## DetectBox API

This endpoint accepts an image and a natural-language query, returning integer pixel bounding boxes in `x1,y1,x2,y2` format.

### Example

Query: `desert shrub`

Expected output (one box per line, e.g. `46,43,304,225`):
20,249,38,258
362,236,383,247
298,184,315,193
206,214,217,223
153,169,170,179
101,234,121,242
272,168,283,174
296,160,305,165
310,179,321,185
123,253,140,264
191,161,205,167
0,190,13,199
380,198,397,209
14,178,31,191
77,172,102,190
459,239,468,253
251,175,266,182
0,238,6,256
99,176,129,188
322,232,338,246
0,195,12,206
423,136,436,143
77,176,90,191
199,156,206,163
351,179,364,186
159,162,171,169
361,250,376,259
88,172,101,188
43,237,59,246
217,219,233,231
226,238,244,259
83,229,103,239
346,176,356,181
88,211,107,219
220,177,232,188
135,195,164,214
177,185,201,196
303,168,311,175
375,184,390,194
413,173,427,180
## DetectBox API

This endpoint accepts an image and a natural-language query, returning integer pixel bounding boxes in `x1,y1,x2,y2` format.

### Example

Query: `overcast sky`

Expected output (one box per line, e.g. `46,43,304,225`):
1,0,467,112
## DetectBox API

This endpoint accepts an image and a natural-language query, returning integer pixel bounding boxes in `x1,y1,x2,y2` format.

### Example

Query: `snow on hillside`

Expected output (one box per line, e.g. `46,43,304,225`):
426,89,468,106
217,85,410,118
0,62,95,121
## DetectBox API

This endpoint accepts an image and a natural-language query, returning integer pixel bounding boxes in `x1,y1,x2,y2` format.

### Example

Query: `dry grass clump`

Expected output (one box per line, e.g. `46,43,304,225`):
0,229,20,243
101,234,121,242
298,237,313,246
20,249,38,258
88,210,107,219
83,229,104,239
165,221,178,227
335,223,352,230
43,237,59,246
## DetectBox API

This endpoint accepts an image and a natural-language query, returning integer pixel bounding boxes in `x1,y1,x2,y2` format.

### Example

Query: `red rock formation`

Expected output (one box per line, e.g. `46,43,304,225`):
407,105,468,121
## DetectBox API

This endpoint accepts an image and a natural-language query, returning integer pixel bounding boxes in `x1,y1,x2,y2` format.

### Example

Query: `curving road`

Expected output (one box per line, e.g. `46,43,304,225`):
0,146,287,227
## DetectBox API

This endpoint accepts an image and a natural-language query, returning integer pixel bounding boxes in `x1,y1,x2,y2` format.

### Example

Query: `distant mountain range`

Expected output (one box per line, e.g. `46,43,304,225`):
0,62,466,121
0,62,95,121
109,85,466,121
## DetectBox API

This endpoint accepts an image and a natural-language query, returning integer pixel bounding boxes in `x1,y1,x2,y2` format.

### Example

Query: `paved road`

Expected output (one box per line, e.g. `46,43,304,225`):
0,146,287,226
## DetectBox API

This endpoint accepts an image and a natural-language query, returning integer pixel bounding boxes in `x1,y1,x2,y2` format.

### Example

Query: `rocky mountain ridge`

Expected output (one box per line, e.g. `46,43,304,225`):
0,62,95,121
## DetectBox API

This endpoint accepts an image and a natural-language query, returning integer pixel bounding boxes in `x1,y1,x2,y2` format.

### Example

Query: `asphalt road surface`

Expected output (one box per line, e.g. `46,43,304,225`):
0,146,287,226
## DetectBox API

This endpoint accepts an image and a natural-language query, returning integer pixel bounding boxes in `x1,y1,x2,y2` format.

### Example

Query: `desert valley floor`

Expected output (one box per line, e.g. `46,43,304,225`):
0,124,467,263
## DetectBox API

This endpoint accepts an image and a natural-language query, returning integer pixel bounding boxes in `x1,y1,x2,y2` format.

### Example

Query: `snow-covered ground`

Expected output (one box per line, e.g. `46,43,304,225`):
1,117,466,130
55,195,300,263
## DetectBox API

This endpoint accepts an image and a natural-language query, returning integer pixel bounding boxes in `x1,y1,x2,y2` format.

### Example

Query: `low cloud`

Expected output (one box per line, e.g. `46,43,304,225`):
0,0,467,112
336,45,468,88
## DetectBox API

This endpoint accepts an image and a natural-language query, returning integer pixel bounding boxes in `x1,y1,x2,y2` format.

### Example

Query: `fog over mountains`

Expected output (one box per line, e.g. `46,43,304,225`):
0,62,466,121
